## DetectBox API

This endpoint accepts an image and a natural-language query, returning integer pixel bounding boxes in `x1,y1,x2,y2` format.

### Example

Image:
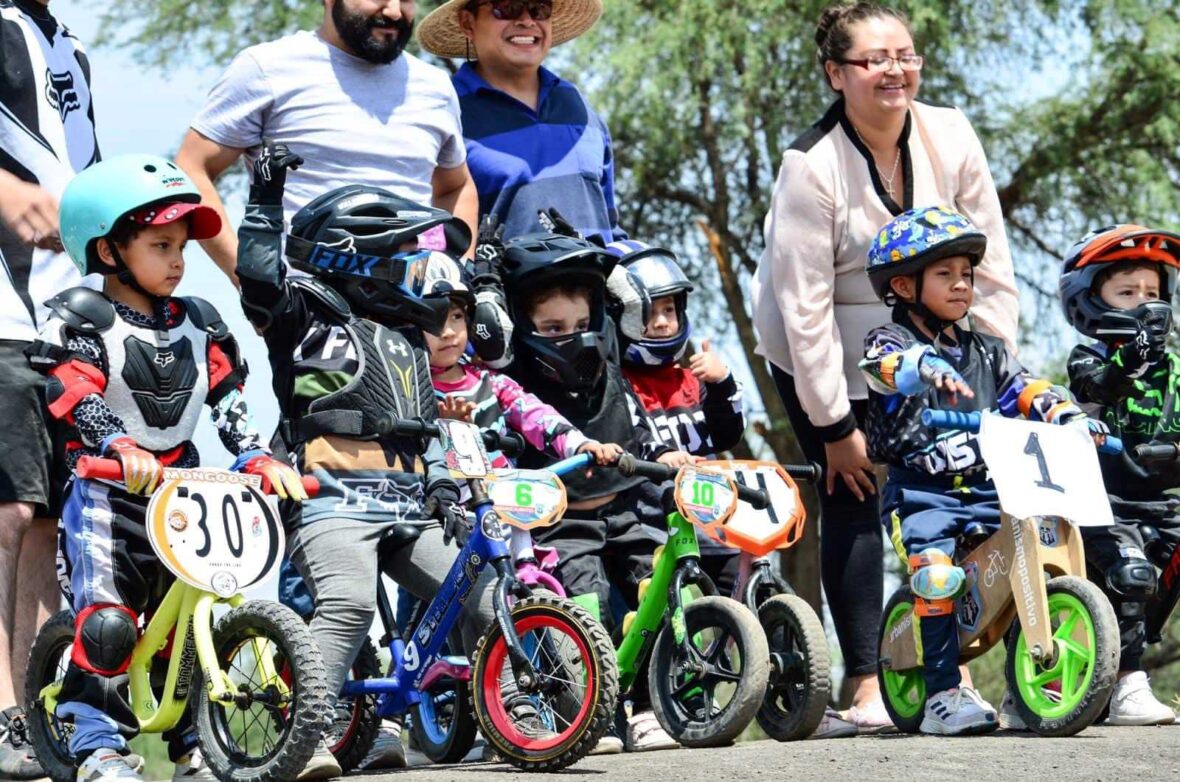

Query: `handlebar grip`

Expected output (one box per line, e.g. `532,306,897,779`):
1098,435,1123,456
488,430,525,458
616,453,676,481
75,456,122,481
378,416,439,439
784,462,822,483
548,452,593,477
735,484,769,510
301,476,320,498
921,409,981,432
1133,443,1178,462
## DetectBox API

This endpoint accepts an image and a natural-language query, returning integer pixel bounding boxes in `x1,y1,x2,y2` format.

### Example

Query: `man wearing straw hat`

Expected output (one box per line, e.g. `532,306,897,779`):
417,0,624,244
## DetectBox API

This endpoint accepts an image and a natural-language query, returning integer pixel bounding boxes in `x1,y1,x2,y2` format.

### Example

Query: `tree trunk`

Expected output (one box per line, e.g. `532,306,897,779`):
696,220,822,611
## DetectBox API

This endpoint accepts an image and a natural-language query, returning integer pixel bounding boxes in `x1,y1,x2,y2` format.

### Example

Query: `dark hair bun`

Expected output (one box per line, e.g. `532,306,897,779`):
815,4,850,49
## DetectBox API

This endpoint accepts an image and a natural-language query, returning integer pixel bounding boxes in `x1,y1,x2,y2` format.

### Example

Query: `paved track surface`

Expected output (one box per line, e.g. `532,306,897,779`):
358,725,1180,781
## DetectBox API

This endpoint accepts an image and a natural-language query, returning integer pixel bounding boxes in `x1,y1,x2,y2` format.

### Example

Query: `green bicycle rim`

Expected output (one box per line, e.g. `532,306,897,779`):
1012,592,1096,718
881,602,924,720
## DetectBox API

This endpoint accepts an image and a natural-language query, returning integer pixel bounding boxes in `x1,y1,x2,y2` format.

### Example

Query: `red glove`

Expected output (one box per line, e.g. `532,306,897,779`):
237,452,308,501
104,437,162,496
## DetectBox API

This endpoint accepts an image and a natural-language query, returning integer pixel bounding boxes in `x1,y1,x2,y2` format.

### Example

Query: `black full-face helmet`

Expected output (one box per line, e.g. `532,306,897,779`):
501,233,618,390
287,185,472,334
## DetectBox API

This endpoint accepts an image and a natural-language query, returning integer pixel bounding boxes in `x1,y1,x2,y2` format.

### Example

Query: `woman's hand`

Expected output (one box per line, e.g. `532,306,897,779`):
823,429,876,501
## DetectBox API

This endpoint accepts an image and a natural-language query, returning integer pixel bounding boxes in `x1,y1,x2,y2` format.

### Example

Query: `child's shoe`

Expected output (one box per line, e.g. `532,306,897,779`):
76,749,143,781
358,721,406,770
171,748,216,781
1105,672,1176,726
295,741,342,781
624,710,679,752
998,691,1028,731
919,687,998,735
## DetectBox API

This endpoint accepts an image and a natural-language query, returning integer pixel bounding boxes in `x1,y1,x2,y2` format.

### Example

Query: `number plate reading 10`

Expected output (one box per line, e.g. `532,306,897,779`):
674,468,737,528
146,474,284,597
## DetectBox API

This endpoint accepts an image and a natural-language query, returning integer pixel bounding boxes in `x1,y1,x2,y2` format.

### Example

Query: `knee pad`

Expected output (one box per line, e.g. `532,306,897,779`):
1105,558,1156,602
909,549,965,618
72,604,138,676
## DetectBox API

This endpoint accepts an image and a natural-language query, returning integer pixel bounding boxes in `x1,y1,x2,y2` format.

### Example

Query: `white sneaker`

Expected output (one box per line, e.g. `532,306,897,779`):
588,723,624,755
998,691,1028,731
919,687,998,735
295,741,342,781
359,722,407,770
808,707,858,739
171,748,217,781
1106,672,1177,726
76,749,143,781
625,711,679,752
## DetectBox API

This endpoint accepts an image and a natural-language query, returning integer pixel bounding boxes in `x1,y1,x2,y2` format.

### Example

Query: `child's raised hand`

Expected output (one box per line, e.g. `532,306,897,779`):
689,339,730,384
438,394,476,422
577,440,623,465
657,450,703,469
249,139,304,207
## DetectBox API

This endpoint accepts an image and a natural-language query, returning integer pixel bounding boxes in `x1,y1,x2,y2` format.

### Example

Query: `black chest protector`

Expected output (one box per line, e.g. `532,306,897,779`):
519,364,644,501
280,279,432,447
121,335,199,429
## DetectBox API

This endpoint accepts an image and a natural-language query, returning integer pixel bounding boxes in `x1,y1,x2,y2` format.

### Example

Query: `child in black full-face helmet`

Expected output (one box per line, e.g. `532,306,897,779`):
1059,224,1180,727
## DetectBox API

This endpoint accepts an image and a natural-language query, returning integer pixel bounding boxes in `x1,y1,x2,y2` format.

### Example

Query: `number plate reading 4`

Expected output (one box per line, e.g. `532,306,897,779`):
674,469,737,529
487,470,567,530
977,413,1113,528
439,419,493,479
146,469,285,597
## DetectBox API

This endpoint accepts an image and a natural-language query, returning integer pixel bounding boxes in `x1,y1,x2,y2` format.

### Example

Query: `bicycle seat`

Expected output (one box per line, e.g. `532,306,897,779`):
378,524,422,559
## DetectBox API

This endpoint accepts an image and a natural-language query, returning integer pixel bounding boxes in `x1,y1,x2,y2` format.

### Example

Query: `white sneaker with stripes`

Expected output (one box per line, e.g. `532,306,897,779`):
919,687,998,735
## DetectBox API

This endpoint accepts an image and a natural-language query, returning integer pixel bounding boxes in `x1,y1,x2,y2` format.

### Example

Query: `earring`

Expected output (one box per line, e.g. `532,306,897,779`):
465,38,474,63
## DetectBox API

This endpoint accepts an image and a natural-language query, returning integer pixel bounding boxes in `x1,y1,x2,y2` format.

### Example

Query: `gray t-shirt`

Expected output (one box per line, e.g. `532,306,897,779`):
192,30,466,225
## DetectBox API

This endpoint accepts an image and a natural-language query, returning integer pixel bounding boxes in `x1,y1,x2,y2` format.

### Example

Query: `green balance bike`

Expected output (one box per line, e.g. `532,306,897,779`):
26,459,328,781
610,455,770,747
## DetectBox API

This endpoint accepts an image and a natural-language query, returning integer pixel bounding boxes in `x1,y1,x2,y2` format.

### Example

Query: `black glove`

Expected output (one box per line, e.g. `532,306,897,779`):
473,214,506,279
249,139,304,206
1114,326,1166,380
422,487,466,546
537,207,581,239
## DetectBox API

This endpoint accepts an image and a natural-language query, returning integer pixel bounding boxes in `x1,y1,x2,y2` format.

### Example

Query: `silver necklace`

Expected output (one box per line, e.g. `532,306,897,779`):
852,124,901,199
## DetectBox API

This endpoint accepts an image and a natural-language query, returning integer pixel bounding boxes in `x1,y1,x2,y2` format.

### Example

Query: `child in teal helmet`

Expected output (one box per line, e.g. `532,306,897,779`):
27,155,304,782
858,206,1102,735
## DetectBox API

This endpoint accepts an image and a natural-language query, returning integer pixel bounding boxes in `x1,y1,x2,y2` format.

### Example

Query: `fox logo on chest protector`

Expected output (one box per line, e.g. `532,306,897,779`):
45,69,81,122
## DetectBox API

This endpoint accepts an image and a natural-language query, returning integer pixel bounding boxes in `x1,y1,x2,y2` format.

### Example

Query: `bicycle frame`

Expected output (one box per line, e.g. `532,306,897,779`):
880,511,1087,671
616,511,716,694
734,554,792,612
38,580,270,734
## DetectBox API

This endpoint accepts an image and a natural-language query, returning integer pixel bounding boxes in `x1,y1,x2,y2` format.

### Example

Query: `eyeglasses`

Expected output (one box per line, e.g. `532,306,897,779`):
469,0,554,22
839,54,924,73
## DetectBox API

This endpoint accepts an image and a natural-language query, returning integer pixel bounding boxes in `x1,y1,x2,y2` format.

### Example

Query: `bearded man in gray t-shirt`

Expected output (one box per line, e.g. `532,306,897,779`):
177,0,478,280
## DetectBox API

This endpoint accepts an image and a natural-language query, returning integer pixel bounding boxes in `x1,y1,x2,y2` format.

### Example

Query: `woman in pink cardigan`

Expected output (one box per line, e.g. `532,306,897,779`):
751,2,1019,733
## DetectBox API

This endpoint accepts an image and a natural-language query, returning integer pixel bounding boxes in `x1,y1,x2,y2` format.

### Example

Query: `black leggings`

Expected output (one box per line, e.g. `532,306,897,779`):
771,364,883,678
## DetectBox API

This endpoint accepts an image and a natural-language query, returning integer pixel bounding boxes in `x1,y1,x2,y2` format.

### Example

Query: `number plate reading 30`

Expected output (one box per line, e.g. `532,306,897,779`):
146,469,284,597
675,469,737,528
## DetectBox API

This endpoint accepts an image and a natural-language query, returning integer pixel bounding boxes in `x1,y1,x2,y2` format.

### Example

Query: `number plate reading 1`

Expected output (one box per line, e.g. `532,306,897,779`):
146,470,284,597
438,419,493,478
674,468,737,530
707,460,806,556
486,470,567,530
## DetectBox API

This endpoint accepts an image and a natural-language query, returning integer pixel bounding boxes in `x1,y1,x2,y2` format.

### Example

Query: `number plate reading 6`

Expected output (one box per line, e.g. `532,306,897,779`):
146,471,285,597
487,471,567,530
674,468,737,529
439,419,493,478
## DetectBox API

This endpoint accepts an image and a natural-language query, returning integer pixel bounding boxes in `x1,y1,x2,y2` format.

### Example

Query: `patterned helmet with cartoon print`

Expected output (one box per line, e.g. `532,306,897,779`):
866,206,987,301
1058,224,1180,339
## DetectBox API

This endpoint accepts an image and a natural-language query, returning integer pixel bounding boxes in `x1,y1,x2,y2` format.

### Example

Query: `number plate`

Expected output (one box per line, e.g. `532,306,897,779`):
674,467,738,531
486,470,567,530
705,460,806,556
146,468,285,597
978,412,1113,527
438,419,494,478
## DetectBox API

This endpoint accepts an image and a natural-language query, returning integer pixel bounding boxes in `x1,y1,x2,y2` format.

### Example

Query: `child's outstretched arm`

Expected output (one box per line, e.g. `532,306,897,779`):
489,370,590,459
859,324,975,403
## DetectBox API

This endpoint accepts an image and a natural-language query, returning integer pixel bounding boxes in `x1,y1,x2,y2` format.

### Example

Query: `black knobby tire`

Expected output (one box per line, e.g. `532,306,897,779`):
24,610,77,782
409,630,477,764
755,594,830,741
648,595,770,748
877,587,925,734
1004,575,1119,737
326,638,381,773
471,594,618,772
194,600,329,781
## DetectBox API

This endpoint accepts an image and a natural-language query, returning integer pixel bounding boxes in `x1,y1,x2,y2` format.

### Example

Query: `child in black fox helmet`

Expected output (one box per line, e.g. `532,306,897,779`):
235,142,504,768
500,231,698,751
1059,224,1180,726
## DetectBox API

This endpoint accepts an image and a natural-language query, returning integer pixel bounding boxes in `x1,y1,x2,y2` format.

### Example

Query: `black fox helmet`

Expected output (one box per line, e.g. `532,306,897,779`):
501,233,617,390
286,185,472,334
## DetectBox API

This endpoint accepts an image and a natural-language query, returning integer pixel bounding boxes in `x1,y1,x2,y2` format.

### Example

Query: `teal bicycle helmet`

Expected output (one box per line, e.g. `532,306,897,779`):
59,154,221,276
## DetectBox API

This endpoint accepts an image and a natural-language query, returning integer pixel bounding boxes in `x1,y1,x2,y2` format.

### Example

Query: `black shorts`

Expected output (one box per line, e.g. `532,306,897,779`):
0,339,68,516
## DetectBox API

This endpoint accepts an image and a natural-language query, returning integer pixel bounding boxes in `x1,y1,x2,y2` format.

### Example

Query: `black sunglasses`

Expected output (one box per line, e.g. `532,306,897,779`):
469,0,554,22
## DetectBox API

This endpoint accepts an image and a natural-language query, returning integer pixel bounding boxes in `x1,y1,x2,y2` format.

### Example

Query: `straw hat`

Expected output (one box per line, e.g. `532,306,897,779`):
417,0,603,59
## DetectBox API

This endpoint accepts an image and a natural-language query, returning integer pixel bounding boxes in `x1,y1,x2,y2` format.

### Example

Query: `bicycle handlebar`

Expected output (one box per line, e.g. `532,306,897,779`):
75,456,320,497
921,409,1124,455
1133,443,1180,463
377,415,526,459
615,454,769,510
